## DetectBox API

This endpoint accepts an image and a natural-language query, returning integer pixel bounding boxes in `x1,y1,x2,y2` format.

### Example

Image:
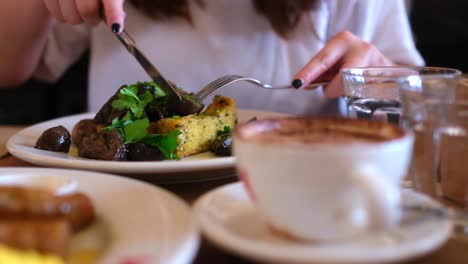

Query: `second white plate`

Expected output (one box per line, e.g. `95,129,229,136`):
0,167,199,264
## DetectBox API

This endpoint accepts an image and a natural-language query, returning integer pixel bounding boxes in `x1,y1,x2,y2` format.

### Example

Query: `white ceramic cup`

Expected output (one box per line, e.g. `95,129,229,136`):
233,117,414,241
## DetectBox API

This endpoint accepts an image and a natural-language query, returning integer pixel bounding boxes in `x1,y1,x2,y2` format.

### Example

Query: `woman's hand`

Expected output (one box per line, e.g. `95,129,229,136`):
292,31,394,98
42,0,126,32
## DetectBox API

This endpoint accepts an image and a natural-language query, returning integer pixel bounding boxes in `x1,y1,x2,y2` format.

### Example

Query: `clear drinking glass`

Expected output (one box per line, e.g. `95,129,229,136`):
399,70,468,231
341,67,461,126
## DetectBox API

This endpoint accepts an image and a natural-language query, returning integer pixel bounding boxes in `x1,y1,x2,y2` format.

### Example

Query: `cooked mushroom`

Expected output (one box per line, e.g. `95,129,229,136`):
93,87,128,125
77,129,127,161
35,126,71,153
71,119,99,146
211,133,232,157
127,142,165,161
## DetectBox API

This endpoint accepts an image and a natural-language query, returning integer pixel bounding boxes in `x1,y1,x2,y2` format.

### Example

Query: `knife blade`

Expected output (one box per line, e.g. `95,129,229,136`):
114,31,183,101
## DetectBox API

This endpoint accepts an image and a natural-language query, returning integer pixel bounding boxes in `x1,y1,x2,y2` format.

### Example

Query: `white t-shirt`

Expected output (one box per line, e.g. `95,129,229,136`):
35,0,424,115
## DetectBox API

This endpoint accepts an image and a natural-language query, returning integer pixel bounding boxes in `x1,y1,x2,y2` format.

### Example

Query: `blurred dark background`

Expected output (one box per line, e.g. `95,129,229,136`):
0,0,466,125
0,50,89,125
410,0,468,73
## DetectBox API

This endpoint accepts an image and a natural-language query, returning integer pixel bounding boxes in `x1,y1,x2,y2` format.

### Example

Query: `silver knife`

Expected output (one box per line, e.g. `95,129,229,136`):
101,8,203,115
115,31,183,101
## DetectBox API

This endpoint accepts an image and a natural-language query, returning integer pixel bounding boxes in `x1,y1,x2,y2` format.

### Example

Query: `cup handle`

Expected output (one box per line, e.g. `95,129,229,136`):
351,164,402,230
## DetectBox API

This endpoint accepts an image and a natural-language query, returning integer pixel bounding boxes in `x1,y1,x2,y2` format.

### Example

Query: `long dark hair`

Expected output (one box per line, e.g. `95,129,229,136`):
129,0,318,38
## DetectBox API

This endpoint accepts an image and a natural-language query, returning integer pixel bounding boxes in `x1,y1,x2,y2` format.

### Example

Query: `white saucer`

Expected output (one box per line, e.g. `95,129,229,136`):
193,182,453,264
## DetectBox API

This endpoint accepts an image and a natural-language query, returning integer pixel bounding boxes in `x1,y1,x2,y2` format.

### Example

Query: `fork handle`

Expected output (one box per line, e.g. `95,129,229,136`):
305,81,330,88
270,81,330,90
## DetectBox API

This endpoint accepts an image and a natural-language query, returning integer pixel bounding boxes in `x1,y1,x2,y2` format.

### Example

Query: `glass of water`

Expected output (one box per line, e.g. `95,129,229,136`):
399,72,468,233
341,67,461,126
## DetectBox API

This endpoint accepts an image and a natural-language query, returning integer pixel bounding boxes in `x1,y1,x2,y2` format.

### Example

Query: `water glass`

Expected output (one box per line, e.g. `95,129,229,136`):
341,67,461,126
399,71,468,232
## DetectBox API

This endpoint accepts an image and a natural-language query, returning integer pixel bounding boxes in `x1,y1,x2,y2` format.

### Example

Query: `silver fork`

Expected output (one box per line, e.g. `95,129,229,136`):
195,75,330,101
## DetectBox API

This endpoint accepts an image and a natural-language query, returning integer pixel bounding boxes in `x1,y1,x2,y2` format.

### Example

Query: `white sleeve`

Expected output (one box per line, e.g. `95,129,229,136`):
367,0,424,66
33,24,90,82
327,0,425,66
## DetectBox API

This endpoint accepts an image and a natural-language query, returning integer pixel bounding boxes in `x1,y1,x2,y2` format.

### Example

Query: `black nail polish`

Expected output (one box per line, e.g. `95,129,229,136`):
292,79,304,89
111,23,121,34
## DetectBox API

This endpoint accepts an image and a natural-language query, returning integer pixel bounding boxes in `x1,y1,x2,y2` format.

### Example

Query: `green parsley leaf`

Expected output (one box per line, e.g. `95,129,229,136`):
143,130,181,160
111,85,157,119
140,91,154,106
172,115,181,120
215,126,231,135
123,118,150,144
122,111,132,121
120,86,140,102
102,117,132,131
222,126,231,133
112,96,136,111
152,83,166,97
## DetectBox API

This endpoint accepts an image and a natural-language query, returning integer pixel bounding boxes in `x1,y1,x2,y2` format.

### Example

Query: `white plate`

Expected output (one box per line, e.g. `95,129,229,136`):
0,167,199,264
6,110,289,183
194,182,453,264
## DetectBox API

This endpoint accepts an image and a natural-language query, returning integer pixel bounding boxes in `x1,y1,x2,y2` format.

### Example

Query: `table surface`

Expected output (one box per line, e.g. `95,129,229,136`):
1,126,467,264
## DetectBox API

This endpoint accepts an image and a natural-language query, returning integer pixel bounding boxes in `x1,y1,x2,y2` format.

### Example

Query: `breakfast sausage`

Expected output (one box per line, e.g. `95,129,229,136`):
0,186,57,216
0,186,95,232
58,193,95,232
0,218,71,257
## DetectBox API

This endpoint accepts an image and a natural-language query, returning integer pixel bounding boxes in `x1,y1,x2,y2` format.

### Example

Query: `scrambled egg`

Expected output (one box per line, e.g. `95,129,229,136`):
0,245,64,264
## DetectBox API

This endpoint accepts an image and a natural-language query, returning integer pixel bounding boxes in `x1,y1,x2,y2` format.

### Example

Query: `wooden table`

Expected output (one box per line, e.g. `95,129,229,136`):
1,126,467,264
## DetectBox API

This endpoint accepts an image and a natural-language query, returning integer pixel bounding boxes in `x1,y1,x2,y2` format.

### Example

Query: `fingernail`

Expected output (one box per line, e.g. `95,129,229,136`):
111,23,121,34
292,79,304,89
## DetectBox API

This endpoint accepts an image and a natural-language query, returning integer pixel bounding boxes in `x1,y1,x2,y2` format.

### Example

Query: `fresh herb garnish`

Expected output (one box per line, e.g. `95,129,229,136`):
123,118,150,144
111,83,163,118
220,126,231,134
104,116,132,131
102,82,181,160
142,130,182,160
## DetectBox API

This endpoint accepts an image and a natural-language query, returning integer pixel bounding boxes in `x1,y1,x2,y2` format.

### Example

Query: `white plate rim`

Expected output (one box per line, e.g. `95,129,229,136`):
194,182,453,264
0,167,200,264
6,110,289,175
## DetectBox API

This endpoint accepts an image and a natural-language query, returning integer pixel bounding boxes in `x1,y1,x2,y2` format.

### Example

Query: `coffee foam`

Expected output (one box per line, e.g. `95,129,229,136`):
236,117,405,144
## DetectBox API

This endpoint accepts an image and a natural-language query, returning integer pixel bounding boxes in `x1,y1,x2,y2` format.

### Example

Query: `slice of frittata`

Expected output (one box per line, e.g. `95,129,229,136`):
148,96,236,158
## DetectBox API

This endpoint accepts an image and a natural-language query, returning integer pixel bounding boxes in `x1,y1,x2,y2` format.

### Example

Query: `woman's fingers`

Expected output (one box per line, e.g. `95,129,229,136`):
43,0,66,22
293,30,395,98
323,42,393,98
102,0,126,33
42,0,125,30
58,0,83,24
75,0,100,26
292,31,359,88
44,0,101,26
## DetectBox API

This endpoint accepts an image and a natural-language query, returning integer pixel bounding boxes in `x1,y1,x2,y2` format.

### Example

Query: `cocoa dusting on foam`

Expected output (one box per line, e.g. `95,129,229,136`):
238,117,405,144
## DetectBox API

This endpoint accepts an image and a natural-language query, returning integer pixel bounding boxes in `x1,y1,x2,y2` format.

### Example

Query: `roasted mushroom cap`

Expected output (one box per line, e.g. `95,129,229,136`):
77,129,127,161
71,119,99,146
35,126,71,153
93,87,128,125
127,142,165,161
211,133,232,157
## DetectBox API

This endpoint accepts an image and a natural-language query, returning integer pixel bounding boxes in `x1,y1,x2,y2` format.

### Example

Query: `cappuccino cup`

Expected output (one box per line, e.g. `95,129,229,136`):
232,117,414,241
